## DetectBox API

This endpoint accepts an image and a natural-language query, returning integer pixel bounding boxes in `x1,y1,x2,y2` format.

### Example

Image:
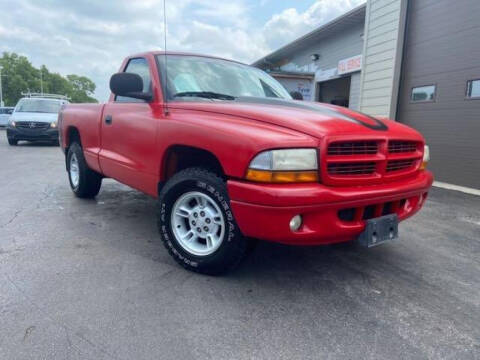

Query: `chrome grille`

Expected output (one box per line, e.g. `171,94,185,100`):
15,121,50,130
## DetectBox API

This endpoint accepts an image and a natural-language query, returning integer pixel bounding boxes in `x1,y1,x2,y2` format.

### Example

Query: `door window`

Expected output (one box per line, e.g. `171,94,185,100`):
115,58,152,102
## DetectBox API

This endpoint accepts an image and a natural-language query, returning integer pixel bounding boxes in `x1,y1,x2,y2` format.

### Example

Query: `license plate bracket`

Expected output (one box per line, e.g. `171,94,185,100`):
357,214,398,248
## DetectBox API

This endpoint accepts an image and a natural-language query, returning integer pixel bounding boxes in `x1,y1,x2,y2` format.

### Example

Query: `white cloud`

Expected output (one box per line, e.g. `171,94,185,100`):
0,0,365,101
263,0,365,49
180,21,267,62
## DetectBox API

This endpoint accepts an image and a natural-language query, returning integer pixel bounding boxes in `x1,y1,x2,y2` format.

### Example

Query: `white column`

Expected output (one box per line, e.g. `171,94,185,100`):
359,0,408,119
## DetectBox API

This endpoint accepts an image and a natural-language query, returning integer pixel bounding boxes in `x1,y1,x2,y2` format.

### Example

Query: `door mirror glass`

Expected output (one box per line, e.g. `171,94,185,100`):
110,72,152,101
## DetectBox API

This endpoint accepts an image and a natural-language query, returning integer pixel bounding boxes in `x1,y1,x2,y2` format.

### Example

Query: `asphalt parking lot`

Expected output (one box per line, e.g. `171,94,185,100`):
0,132,479,360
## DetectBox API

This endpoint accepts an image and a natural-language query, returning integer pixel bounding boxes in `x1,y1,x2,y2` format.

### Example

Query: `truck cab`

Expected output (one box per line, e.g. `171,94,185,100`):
59,51,433,274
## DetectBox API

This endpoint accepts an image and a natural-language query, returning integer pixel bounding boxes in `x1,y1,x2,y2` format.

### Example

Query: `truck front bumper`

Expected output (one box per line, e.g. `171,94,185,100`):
227,170,433,245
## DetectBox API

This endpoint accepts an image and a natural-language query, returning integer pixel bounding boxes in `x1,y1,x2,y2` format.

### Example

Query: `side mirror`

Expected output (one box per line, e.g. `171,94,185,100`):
109,72,152,101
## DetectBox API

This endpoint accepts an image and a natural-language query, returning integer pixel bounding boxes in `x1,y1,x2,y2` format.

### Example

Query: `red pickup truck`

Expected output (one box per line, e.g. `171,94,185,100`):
59,51,433,274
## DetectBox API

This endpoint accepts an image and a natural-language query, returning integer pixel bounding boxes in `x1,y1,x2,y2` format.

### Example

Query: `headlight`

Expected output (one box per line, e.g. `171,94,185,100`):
50,121,57,128
420,145,430,170
246,149,319,183
8,120,15,127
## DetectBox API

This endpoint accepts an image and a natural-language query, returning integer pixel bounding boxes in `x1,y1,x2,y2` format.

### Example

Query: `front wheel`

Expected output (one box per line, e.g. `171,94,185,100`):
157,168,248,275
67,142,102,198
7,138,17,146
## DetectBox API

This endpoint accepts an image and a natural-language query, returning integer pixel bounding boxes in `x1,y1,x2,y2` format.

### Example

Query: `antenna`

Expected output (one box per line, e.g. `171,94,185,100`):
163,0,169,115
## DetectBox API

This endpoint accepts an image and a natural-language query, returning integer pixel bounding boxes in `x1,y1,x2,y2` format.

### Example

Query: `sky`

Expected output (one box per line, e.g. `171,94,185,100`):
0,0,364,101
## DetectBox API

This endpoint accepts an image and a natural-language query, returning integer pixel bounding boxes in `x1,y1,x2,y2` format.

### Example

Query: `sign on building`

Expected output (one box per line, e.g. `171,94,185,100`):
337,55,362,75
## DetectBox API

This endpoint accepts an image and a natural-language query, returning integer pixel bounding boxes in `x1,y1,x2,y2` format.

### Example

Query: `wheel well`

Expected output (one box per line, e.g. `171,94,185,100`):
65,127,81,169
161,145,225,186
67,127,81,148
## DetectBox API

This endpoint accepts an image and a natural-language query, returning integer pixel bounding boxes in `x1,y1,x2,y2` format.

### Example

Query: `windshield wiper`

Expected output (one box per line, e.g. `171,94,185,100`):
173,91,235,100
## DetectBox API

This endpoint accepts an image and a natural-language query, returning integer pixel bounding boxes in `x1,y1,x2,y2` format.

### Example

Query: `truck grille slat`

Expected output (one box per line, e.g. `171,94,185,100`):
386,159,415,172
328,162,376,175
328,141,378,155
388,141,417,153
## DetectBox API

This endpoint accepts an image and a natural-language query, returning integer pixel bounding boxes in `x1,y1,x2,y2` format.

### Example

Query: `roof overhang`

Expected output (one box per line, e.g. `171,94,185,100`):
268,71,315,80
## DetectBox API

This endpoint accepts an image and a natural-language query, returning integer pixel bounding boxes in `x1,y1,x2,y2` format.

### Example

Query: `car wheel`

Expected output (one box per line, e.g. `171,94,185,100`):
7,138,17,146
67,142,102,198
158,167,248,275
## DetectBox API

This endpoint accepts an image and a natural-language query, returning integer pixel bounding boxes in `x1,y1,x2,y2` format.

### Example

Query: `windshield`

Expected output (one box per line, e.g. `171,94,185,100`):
157,55,291,100
15,99,62,113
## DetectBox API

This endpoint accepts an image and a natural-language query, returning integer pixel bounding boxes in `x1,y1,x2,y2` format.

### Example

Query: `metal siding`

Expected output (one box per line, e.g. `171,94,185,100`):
364,48,396,65
276,22,365,102
359,0,406,117
279,22,365,72
349,72,361,110
397,0,480,188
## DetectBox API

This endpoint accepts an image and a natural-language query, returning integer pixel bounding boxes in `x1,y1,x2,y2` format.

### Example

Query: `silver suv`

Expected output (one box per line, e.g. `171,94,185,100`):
6,93,69,145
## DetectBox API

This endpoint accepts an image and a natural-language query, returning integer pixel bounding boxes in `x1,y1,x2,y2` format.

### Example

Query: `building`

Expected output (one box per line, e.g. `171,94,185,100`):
253,0,480,190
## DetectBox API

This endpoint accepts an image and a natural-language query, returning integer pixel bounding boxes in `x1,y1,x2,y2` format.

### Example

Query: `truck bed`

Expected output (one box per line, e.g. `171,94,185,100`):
60,103,105,173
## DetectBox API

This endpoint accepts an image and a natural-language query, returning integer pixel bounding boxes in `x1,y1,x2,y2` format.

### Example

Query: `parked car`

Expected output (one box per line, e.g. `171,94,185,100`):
6,94,69,145
59,52,433,274
0,107,14,127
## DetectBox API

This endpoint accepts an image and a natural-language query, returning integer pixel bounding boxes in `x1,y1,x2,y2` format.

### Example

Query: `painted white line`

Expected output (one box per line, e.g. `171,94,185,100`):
433,181,480,196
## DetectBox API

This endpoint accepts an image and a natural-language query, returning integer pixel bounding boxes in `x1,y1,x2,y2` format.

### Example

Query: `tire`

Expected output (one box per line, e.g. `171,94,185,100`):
67,142,102,198
157,167,248,275
8,138,17,146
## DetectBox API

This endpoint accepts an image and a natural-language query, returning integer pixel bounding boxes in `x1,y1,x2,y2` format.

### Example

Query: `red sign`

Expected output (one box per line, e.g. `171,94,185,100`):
337,55,362,75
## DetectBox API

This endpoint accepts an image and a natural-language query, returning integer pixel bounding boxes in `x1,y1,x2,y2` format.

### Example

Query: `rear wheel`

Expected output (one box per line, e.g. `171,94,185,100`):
158,167,248,275
67,142,102,198
7,138,17,146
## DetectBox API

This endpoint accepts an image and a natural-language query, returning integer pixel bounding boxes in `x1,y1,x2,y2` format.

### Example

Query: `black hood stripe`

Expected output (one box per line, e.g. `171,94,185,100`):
235,97,388,131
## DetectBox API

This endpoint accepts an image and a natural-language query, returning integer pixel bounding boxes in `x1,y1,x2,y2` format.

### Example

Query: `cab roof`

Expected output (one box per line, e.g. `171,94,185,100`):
127,51,247,66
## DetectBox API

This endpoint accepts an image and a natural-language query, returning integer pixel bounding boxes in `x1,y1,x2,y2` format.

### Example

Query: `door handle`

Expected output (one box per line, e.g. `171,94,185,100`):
105,115,113,125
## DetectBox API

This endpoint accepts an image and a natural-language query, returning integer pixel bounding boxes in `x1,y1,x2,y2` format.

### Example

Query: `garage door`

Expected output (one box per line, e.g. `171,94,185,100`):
396,0,480,189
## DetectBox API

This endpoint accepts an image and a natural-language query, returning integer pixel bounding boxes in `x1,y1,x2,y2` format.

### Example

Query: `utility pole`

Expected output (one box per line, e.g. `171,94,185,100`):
0,65,4,107
40,68,43,95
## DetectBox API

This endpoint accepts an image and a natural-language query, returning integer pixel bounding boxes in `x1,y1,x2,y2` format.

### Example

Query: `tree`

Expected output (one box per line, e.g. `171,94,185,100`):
0,52,98,106
66,75,97,103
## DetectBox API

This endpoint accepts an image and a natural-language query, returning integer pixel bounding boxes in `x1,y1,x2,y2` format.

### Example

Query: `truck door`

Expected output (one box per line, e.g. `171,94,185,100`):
99,57,160,196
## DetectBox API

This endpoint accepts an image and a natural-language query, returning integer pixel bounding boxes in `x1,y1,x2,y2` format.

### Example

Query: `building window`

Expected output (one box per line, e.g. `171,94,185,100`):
411,85,436,102
466,79,480,98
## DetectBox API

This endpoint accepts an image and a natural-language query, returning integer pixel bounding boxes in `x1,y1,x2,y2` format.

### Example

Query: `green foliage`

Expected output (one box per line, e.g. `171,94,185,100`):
0,52,98,106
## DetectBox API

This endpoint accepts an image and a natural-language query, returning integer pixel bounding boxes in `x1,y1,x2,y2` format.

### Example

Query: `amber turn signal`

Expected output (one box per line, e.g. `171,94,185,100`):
246,169,319,183
420,145,430,170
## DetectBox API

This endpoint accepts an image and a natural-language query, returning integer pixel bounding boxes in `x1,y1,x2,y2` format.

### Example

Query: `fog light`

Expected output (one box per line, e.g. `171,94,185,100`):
289,215,302,232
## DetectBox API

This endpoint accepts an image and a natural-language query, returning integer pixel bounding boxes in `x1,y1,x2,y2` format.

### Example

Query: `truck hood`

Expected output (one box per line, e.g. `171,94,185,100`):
10,112,58,123
170,97,422,140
